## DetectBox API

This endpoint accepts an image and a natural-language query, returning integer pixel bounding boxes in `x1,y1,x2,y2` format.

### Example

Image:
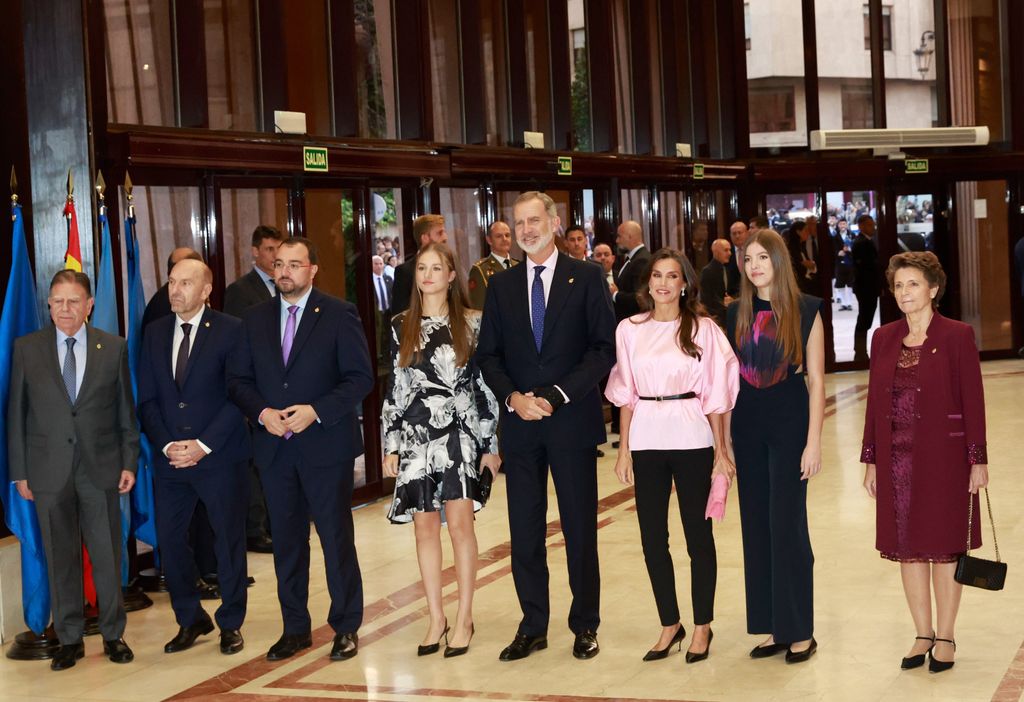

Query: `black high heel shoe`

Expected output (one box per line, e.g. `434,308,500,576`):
417,619,450,656
929,638,956,673
685,629,713,664
642,624,686,662
901,633,935,670
444,624,474,658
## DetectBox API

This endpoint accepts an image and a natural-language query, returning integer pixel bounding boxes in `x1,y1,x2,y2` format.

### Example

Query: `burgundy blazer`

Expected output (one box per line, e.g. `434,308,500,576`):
861,313,986,555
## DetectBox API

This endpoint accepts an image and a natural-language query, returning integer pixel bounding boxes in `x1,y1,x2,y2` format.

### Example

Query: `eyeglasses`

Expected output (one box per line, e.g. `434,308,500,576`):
272,261,312,272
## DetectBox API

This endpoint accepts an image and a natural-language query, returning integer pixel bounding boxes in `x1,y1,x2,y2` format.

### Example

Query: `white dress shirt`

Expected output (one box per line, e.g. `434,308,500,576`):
255,266,276,295
514,248,569,408
279,288,313,343
491,253,512,269
165,307,211,457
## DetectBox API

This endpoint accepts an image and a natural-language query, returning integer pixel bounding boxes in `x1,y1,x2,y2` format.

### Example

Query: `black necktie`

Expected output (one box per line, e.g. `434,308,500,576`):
503,258,510,269
175,322,192,388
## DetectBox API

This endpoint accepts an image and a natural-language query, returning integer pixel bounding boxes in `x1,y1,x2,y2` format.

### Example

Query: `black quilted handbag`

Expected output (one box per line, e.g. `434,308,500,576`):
954,488,1006,591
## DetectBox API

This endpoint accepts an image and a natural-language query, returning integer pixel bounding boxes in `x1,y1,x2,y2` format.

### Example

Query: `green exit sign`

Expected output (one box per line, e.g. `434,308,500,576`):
557,156,572,176
303,146,329,172
905,158,929,174
693,163,705,179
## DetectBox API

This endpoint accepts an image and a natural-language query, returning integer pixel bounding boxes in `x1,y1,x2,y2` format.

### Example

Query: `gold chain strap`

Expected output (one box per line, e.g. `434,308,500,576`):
965,487,1000,562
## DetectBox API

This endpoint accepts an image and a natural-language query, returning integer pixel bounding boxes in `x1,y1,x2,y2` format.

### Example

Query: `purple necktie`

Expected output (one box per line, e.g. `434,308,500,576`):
282,304,298,439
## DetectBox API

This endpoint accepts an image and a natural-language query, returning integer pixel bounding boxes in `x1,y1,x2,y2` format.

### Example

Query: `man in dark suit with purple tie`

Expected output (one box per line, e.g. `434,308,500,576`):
138,259,250,656
228,237,374,663
476,191,616,663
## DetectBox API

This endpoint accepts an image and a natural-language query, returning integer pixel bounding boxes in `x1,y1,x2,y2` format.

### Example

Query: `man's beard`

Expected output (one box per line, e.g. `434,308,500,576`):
517,230,553,255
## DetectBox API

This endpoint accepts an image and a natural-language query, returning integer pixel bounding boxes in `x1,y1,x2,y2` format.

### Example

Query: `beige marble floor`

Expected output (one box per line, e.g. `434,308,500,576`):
2,361,1022,702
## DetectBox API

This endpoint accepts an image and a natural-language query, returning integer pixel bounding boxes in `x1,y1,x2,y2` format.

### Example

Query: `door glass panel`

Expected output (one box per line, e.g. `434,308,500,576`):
815,0,875,131
746,0,807,149
954,180,1012,350
123,185,203,302
884,2,938,129
438,188,485,279
825,190,880,363
220,188,290,285
660,190,686,251
620,189,651,245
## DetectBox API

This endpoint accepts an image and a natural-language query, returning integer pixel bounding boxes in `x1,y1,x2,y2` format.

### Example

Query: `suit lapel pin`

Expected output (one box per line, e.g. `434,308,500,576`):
932,348,937,353
96,343,102,349
314,307,320,313
204,321,211,328
568,278,575,284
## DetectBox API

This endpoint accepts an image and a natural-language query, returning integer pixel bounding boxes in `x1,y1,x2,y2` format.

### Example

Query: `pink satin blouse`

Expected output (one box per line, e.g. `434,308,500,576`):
605,314,739,451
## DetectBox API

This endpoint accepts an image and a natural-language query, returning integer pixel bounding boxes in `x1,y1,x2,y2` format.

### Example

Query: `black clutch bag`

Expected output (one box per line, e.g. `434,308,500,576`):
478,462,494,502
954,488,1007,591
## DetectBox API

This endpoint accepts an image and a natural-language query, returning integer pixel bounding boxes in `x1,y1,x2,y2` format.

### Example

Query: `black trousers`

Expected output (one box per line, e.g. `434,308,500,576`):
853,291,878,358
261,441,362,635
155,461,249,630
632,447,716,626
504,445,600,636
732,374,814,643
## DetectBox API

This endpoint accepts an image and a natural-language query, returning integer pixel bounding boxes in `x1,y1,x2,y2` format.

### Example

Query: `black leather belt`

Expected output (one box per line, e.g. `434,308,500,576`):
637,392,697,401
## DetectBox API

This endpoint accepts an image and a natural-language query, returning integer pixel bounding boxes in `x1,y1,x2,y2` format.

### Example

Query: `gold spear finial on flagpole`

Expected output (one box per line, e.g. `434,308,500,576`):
66,168,74,201
10,166,17,206
124,171,134,219
96,170,106,215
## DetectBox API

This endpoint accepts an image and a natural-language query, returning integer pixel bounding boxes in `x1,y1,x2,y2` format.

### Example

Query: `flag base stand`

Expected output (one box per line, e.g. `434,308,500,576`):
137,567,167,593
5,626,60,660
123,581,154,612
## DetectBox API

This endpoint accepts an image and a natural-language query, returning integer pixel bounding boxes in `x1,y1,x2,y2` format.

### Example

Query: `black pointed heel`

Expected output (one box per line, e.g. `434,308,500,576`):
685,629,713,664
901,633,935,670
642,625,686,662
929,638,956,673
417,619,449,656
444,624,474,658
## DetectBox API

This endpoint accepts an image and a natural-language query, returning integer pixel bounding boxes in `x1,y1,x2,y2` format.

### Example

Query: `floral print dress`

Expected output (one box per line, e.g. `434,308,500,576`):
382,311,499,523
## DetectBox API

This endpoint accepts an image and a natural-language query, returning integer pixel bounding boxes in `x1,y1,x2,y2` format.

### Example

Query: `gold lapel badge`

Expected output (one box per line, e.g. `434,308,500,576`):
314,307,320,313
568,278,575,284
205,321,211,328
932,348,937,353
96,343,102,349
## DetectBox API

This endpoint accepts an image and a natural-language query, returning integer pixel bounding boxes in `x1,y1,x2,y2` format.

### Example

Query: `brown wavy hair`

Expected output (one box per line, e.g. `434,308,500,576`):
733,229,804,366
396,243,473,367
885,251,946,308
632,248,707,359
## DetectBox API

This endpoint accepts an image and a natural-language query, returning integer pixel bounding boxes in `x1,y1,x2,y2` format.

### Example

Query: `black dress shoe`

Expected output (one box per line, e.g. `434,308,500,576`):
642,624,686,661
929,638,956,673
901,634,934,670
785,638,817,664
499,632,548,661
164,614,215,653
247,535,274,553
50,642,85,671
595,448,605,458
266,633,313,661
573,631,600,659
196,578,220,600
330,632,358,660
749,641,789,658
220,629,244,655
103,638,135,663
685,629,713,664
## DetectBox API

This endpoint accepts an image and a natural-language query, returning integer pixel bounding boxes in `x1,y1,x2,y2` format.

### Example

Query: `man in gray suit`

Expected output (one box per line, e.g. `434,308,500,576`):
7,270,140,671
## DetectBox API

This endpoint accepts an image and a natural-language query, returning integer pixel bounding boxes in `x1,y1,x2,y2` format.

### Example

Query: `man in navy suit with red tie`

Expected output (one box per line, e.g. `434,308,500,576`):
228,237,374,662
138,259,250,655
476,191,616,662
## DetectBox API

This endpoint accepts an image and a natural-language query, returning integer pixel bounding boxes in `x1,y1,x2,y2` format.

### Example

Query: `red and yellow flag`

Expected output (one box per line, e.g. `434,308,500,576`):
63,199,83,271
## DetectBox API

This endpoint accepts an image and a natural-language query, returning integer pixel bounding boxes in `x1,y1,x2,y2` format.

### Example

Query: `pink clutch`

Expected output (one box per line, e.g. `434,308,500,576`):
705,473,730,522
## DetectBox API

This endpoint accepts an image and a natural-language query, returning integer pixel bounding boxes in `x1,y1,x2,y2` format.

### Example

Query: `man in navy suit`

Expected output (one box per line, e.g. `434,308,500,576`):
228,237,374,662
138,259,250,656
476,191,616,662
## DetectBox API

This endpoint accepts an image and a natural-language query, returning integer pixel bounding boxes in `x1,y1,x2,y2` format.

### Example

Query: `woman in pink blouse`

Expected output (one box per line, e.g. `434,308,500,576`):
606,248,739,664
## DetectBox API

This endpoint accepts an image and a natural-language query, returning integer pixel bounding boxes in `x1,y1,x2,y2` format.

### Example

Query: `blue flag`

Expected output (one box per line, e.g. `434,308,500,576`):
0,202,50,633
91,210,118,335
124,213,158,551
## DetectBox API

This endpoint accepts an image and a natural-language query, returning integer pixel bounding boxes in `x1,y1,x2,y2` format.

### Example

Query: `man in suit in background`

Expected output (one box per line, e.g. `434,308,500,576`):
852,214,881,363
229,238,374,663
391,214,447,315
476,191,616,662
223,224,284,553
565,226,590,262
726,220,748,291
592,243,615,291
371,254,394,368
700,238,738,327
7,270,139,671
611,220,650,321
468,220,517,310
786,218,820,295
138,260,250,657
142,247,204,332
223,225,285,317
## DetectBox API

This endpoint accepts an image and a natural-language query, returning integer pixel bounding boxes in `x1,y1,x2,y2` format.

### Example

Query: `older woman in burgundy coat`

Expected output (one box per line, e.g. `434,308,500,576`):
861,252,989,674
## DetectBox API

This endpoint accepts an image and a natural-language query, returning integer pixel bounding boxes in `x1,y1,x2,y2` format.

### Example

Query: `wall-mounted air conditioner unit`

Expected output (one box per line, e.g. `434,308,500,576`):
810,126,989,151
